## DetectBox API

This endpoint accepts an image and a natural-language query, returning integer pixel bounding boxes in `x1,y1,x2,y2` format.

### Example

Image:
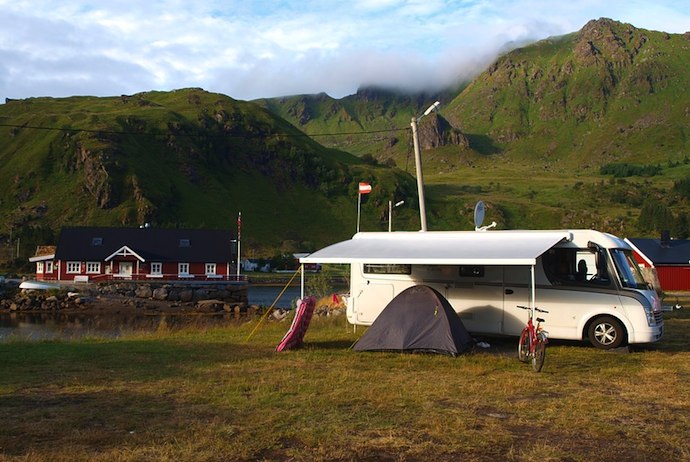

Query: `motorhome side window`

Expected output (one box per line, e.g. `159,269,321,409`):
459,266,484,277
543,248,610,286
363,264,412,275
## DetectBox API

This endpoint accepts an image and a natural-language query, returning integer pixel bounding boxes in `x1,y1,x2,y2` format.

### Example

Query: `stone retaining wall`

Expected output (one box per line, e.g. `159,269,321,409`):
96,281,248,304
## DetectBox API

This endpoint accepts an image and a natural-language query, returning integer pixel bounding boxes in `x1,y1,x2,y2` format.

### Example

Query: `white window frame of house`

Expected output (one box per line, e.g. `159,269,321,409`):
66,261,81,274
178,262,192,278
86,262,101,274
206,263,222,279
150,262,163,277
45,261,53,273
37,262,44,273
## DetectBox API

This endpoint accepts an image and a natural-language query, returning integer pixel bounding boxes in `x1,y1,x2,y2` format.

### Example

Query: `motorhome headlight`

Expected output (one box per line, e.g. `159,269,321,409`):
643,304,655,327
646,310,654,326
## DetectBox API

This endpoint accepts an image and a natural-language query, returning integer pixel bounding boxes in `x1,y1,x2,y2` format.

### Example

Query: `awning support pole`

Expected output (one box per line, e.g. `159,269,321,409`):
300,264,305,300
530,264,536,316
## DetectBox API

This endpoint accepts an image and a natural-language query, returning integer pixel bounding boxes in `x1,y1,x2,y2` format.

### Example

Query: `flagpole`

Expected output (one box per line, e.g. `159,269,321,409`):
237,212,241,279
357,193,361,233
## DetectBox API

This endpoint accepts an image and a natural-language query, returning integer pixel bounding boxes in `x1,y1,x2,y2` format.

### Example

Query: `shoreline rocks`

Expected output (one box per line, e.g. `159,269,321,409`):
0,281,346,318
0,280,249,314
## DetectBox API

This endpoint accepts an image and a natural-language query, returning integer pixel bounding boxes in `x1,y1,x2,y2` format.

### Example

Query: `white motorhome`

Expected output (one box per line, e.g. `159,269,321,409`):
301,229,664,349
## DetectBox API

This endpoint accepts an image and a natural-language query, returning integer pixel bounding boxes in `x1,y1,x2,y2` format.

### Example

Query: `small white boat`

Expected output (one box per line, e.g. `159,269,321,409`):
19,280,61,290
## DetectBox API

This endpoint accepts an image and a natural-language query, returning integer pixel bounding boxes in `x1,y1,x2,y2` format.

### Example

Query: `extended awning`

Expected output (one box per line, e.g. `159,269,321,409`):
300,230,572,266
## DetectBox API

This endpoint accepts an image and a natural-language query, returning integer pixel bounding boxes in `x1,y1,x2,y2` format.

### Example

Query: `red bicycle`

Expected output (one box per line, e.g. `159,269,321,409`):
517,305,549,372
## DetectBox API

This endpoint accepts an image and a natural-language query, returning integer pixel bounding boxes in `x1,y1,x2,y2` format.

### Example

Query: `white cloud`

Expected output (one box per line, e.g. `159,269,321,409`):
1,0,689,102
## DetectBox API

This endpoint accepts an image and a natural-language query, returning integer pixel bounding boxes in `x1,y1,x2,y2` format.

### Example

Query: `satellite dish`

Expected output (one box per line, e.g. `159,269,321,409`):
474,201,485,230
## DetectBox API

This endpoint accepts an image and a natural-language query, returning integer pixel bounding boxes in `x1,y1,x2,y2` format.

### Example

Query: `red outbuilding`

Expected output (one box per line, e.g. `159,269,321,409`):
626,233,690,291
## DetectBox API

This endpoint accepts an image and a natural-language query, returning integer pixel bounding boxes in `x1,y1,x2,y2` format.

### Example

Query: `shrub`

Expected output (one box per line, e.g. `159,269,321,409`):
600,163,662,178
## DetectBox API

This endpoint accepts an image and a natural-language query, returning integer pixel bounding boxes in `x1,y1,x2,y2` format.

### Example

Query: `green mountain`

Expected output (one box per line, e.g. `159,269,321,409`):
254,86,466,165
445,18,690,164
261,18,690,237
439,18,690,235
0,89,416,261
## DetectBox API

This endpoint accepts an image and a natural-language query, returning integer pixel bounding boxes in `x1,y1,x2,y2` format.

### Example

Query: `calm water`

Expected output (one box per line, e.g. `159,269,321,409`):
0,285,313,342
249,285,303,308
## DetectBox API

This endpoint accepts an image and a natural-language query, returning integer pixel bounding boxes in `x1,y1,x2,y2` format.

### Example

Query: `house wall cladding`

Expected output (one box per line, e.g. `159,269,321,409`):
97,281,248,304
656,266,690,291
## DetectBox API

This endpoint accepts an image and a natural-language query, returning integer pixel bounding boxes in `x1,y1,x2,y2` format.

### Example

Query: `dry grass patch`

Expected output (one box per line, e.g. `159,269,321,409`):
1,311,690,461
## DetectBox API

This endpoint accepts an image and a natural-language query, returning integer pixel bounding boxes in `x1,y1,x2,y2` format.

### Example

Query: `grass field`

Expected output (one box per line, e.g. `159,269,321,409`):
1,306,689,462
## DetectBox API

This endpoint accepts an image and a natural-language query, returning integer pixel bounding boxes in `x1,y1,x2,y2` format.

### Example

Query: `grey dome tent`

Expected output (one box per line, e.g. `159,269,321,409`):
353,285,474,356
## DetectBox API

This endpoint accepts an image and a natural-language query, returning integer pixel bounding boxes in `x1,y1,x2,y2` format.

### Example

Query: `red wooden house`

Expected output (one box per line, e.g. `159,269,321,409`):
30,226,240,282
626,233,690,291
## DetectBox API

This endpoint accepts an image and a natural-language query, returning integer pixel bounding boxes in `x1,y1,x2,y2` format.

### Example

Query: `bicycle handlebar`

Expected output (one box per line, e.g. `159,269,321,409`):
516,305,549,313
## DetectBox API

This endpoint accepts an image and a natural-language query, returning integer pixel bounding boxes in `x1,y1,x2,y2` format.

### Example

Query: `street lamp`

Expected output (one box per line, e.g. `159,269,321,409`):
388,200,405,232
411,101,440,232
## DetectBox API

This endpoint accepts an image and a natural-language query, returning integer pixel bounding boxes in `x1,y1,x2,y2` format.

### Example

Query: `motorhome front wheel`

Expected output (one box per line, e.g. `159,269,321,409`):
588,316,626,349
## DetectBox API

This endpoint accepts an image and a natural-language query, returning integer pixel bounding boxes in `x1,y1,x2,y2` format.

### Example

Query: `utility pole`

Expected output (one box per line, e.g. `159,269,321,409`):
410,101,440,232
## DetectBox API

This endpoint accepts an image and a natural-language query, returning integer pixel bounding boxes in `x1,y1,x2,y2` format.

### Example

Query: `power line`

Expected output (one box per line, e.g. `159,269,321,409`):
306,127,409,137
0,122,409,140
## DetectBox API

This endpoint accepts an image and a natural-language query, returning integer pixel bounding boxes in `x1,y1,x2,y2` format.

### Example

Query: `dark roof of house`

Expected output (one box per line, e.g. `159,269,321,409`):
54,227,235,262
628,238,690,266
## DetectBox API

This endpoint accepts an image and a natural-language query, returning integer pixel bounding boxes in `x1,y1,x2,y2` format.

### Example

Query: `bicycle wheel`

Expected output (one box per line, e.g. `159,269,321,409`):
518,328,530,363
532,337,546,372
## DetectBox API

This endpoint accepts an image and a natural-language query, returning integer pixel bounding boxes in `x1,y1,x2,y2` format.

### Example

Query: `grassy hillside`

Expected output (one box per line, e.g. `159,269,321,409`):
0,89,417,261
445,18,690,165
261,19,690,237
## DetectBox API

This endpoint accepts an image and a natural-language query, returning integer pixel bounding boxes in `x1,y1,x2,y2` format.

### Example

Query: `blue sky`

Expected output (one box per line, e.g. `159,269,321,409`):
1,0,689,102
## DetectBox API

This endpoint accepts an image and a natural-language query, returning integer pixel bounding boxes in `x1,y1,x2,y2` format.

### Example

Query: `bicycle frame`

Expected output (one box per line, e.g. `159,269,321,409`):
517,305,549,372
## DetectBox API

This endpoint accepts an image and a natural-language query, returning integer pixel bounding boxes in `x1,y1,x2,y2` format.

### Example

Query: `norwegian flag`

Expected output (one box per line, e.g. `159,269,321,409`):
358,182,372,194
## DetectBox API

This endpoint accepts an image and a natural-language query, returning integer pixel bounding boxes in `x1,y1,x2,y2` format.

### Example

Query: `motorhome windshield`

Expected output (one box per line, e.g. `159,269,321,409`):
610,249,648,289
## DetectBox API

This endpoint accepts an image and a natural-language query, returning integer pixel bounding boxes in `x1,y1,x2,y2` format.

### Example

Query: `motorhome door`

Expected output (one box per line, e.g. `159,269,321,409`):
445,265,505,335
351,282,395,325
